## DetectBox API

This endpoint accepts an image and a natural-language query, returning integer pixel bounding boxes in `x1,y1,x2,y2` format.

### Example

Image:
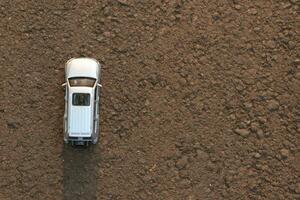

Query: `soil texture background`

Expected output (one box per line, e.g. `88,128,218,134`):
1,0,300,199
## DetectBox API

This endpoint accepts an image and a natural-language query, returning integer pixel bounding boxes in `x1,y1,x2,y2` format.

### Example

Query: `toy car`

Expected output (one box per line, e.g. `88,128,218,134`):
62,58,102,145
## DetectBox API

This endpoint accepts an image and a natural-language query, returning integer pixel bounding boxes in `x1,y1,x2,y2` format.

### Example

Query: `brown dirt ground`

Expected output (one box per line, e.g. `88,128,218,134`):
1,0,300,199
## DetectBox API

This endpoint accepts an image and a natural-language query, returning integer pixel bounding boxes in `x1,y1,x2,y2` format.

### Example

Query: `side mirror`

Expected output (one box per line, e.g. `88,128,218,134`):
97,83,102,88
61,83,67,87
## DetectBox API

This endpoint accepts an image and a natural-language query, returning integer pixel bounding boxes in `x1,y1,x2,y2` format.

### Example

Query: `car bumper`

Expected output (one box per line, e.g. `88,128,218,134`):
67,136,92,141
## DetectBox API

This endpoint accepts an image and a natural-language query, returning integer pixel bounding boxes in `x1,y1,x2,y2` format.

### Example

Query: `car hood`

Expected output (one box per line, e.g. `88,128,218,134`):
66,58,100,79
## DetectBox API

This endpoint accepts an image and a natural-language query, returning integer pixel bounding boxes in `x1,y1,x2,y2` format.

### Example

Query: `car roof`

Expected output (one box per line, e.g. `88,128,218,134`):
66,58,100,79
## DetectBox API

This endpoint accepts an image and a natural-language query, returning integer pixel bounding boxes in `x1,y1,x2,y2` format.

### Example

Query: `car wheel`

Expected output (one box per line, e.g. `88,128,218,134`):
92,136,98,144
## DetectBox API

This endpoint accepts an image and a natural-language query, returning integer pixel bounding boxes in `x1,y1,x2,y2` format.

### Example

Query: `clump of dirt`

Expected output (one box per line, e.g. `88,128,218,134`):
0,0,299,199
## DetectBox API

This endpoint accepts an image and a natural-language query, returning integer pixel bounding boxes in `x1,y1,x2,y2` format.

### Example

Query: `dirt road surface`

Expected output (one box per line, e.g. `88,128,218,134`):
1,0,300,199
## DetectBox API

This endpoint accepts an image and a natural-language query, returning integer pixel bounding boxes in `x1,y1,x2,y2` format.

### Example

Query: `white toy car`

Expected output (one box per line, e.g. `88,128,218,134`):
62,58,102,145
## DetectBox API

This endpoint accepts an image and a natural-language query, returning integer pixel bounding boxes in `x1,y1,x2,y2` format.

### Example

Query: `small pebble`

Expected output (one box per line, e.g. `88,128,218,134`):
280,149,289,159
267,100,280,111
248,8,258,15
254,153,261,158
117,0,129,5
7,122,17,129
256,129,264,139
294,58,300,65
282,2,292,8
196,150,209,160
250,122,260,132
234,128,250,137
212,12,220,21
266,40,276,49
265,132,271,137
103,31,112,37
176,156,189,170
145,99,150,106
234,4,242,10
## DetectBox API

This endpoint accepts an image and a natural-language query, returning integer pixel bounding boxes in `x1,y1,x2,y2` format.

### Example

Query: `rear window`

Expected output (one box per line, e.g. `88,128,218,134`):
69,77,96,87
72,93,90,106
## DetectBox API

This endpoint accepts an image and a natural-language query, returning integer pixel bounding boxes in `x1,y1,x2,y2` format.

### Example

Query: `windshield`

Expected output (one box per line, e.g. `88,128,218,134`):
72,93,90,106
69,77,96,87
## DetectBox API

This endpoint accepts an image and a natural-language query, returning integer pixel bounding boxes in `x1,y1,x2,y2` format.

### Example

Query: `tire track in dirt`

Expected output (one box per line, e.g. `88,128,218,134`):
63,145,100,200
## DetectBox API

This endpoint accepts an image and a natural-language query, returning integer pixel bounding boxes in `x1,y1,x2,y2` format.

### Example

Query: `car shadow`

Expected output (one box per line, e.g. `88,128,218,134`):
62,144,100,200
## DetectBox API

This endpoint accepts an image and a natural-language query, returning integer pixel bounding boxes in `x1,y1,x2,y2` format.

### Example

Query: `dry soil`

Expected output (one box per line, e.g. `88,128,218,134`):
0,0,300,199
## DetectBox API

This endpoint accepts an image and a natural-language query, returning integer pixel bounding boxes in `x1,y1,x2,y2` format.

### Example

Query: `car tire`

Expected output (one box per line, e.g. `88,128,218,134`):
92,136,98,144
